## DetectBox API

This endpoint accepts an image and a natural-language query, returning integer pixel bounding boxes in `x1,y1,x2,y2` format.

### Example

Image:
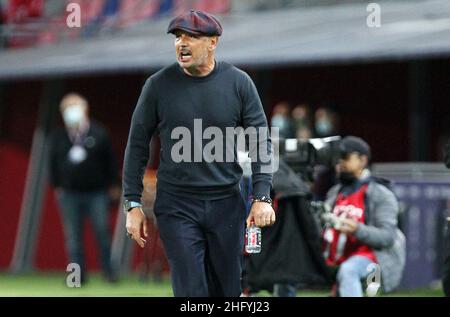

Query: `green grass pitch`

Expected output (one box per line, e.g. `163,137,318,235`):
0,272,444,297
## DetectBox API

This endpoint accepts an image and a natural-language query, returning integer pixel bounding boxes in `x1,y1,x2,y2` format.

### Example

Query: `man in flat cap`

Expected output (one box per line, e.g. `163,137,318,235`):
322,136,405,296
122,10,275,297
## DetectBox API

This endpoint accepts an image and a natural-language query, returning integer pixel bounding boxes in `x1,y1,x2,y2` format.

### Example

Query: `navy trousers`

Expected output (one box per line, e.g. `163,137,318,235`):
154,188,247,297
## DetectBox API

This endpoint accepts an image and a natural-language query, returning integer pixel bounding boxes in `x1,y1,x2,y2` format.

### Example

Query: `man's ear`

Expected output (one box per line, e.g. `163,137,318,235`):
209,36,218,51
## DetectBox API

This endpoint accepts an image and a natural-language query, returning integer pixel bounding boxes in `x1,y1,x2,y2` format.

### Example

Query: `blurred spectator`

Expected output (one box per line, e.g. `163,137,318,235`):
322,136,405,296
314,107,339,137
49,93,120,284
291,104,312,139
271,101,293,139
296,126,312,139
311,106,339,200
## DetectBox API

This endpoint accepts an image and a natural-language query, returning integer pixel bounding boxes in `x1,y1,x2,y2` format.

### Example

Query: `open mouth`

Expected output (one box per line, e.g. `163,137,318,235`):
179,50,192,62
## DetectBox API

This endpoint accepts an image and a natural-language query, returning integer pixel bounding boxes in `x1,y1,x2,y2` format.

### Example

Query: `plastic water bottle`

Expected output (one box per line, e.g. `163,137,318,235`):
245,221,261,253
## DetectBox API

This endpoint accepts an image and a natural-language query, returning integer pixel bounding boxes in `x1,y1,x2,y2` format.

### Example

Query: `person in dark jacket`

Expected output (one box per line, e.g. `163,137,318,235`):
49,93,120,283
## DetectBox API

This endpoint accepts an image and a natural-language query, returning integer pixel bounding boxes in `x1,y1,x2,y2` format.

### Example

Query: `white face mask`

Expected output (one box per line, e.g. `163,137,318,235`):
63,105,84,128
315,119,333,136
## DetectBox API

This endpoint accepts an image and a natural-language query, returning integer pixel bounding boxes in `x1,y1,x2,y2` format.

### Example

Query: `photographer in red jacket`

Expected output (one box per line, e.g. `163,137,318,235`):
323,136,405,296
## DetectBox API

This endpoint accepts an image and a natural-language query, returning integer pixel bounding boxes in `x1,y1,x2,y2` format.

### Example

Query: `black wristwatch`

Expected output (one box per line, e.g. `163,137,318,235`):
252,195,273,206
123,200,142,213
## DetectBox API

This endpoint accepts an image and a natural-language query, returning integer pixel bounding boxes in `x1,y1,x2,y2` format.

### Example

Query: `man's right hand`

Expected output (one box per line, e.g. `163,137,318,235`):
126,207,148,248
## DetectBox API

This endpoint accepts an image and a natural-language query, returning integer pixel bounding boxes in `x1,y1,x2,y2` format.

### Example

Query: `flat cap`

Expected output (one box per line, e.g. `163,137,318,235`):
339,136,371,159
167,9,222,37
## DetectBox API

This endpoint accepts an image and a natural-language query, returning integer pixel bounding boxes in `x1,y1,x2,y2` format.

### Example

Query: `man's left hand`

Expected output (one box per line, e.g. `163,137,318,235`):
246,202,276,228
338,218,359,234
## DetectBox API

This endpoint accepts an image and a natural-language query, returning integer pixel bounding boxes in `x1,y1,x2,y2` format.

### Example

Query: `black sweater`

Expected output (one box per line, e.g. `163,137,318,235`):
123,61,273,203
49,120,118,192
